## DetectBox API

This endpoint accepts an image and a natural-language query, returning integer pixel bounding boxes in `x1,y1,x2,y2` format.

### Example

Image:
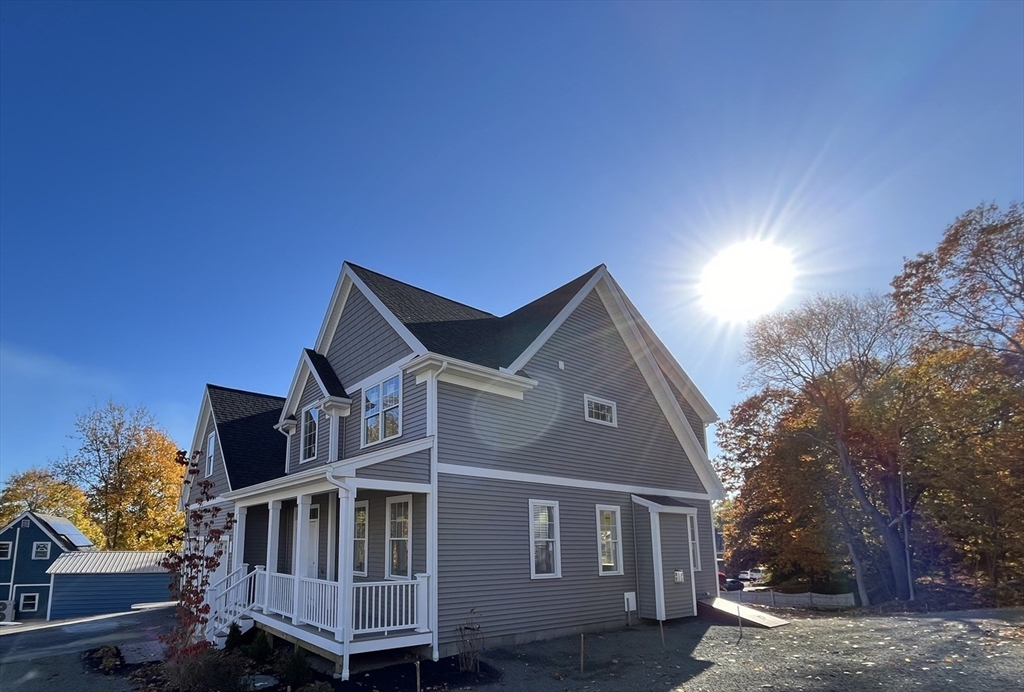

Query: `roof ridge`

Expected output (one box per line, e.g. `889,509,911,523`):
207,383,285,400
347,262,497,318
499,264,604,320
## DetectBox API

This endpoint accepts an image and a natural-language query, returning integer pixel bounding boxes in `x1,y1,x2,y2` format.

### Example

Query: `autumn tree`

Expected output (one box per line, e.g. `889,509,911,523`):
0,467,104,545
55,401,184,550
892,201,1023,357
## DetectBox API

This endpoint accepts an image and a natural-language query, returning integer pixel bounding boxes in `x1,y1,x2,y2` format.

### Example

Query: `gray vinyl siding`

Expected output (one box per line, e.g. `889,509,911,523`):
289,374,328,472
189,413,230,503
355,448,431,484
311,493,331,580
666,376,707,452
243,504,269,570
202,499,234,533
342,374,427,461
659,513,694,618
326,286,412,387
277,501,295,574
692,501,717,599
354,490,426,582
437,289,705,493
49,573,174,620
436,474,636,649
633,505,657,620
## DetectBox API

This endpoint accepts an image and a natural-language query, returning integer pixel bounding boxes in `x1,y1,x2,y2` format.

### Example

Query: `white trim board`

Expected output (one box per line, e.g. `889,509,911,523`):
438,463,711,500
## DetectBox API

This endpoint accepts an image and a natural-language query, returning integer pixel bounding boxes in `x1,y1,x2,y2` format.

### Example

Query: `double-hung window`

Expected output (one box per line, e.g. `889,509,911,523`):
32,542,50,560
0,542,11,559
529,500,561,578
353,500,368,576
363,375,401,446
596,505,623,575
688,515,702,570
584,394,617,427
301,406,319,462
206,432,216,477
385,495,411,580
19,593,38,612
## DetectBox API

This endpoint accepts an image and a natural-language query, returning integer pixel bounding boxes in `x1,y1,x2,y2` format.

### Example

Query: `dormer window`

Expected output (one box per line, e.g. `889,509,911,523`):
584,394,617,427
206,433,216,477
363,374,401,447
301,405,319,462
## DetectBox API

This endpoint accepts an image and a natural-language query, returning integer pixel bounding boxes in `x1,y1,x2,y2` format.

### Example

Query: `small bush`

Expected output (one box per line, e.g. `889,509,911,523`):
244,629,273,664
276,648,313,689
92,645,123,674
225,622,244,651
164,648,249,692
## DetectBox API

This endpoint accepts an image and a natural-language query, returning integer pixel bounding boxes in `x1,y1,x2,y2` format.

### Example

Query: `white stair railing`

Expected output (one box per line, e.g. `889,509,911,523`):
209,565,259,635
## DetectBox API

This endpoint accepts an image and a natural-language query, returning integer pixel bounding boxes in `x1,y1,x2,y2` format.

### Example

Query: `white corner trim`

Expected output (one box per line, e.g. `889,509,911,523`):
505,266,607,373
438,463,712,500
651,510,666,621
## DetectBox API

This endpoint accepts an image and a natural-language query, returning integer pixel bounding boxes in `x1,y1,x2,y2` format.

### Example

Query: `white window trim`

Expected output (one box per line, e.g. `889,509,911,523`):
300,404,320,463
19,592,38,612
529,499,562,579
584,394,617,427
689,515,702,571
595,504,624,576
353,500,368,577
31,542,50,560
0,541,11,559
206,432,216,478
361,374,403,449
385,494,412,580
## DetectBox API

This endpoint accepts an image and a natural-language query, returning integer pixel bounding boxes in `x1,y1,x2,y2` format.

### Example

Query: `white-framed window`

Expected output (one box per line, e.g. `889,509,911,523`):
32,542,50,560
301,405,319,462
19,593,38,612
385,495,411,580
688,515,702,571
206,432,216,477
595,505,623,576
353,500,368,577
529,500,561,579
0,542,11,559
362,374,402,447
584,394,617,427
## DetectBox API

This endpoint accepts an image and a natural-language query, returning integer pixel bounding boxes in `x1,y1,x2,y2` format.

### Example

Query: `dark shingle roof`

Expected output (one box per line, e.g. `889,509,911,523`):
348,263,603,369
207,385,287,490
634,494,697,509
304,349,348,398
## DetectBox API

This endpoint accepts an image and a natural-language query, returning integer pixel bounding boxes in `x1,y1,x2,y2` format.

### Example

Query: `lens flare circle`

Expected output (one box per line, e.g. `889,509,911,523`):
699,241,794,322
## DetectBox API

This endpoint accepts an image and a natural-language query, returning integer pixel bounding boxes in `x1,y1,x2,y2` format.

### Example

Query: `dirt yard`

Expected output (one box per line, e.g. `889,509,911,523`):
470,607,1023,692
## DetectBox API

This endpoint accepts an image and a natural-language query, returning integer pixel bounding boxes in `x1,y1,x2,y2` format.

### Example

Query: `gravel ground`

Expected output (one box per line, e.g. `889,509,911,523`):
473,608,1024,692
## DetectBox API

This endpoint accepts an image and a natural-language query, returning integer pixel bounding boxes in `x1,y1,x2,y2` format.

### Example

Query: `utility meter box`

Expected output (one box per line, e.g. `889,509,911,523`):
623,592,637,612
674,569,686,583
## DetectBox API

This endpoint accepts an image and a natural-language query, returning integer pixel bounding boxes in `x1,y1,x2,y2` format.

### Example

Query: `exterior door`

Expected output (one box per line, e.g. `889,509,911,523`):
657,512,696,619
306,506,320,578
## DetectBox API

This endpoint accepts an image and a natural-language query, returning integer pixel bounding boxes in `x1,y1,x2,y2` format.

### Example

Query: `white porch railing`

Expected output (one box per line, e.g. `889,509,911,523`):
300,577,341,632
265,572,297,618
352,575,428,635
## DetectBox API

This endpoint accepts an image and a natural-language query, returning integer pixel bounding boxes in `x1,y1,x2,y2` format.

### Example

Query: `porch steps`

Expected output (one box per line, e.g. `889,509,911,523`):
697,597,789,628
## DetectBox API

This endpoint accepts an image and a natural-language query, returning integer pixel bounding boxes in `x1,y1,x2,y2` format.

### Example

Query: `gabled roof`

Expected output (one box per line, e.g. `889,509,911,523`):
0,510,96,552
207,385,287,489
304,349,347,398
347,263,602,369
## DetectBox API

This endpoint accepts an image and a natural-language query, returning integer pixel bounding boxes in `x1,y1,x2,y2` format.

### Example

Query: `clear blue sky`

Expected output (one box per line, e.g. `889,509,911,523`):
2,1,1022,481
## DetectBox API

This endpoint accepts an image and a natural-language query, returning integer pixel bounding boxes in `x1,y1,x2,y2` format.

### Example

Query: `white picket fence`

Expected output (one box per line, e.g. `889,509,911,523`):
720,589,855,609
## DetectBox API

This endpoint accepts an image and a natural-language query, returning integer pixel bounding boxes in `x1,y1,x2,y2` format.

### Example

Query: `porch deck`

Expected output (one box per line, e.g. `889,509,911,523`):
249,609,432,656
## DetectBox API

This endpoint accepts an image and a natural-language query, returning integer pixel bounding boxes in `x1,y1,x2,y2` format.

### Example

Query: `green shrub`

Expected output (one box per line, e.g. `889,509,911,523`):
164,649,249,692
276,648,313,689
225,622,245,651
244,629,273,664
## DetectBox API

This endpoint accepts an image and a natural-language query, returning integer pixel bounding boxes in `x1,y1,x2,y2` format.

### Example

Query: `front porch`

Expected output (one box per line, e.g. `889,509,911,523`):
210,474,434,680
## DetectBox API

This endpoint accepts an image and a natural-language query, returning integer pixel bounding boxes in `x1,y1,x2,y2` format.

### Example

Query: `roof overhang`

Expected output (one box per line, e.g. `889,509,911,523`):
406,353,538,400
631,494,699,515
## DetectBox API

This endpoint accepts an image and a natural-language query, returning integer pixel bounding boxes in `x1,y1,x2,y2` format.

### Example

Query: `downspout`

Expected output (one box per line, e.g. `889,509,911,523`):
429,360,447,661
631,501,640,620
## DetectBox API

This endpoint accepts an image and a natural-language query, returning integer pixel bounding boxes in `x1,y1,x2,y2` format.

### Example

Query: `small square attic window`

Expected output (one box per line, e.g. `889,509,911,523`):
584,394,617,427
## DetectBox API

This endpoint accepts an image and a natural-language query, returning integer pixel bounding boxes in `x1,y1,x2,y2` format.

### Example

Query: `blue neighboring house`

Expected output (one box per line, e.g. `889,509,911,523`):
0,510,96,620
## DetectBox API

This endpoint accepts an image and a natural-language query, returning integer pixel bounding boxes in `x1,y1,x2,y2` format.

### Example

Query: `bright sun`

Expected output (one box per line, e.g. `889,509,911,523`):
699,241,795,322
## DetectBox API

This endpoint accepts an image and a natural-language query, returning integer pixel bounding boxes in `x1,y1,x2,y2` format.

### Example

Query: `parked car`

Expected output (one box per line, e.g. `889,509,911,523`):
738,568,766,582
724,578,744,591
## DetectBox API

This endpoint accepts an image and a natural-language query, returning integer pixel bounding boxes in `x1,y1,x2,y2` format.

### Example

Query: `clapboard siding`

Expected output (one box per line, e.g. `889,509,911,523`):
437,289,705,493
49,574,174,620
342,374,427,461
633,506,657,620
188,412,231,503
243,504,269,569
277,501,295,574
355,490,426,582
437,474,637,648
659,513,694,618
355,449,431,484
202,499,235,533
326,286,412,387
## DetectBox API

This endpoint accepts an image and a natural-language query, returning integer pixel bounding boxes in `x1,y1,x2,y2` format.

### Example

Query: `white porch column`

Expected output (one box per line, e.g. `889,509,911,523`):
326,492,338,581
334,484,355,680
232,505,247,573
293,494,311,625
267,501,281,574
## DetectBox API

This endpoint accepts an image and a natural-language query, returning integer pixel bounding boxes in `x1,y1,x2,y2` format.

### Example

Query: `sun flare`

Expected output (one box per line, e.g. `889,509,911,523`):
699,241,795,322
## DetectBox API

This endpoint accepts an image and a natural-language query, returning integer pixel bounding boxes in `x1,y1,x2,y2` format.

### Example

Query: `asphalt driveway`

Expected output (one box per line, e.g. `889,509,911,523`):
0,607,174,692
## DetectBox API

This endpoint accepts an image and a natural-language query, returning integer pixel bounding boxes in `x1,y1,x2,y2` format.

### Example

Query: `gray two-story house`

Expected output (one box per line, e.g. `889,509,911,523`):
182,262,725,679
